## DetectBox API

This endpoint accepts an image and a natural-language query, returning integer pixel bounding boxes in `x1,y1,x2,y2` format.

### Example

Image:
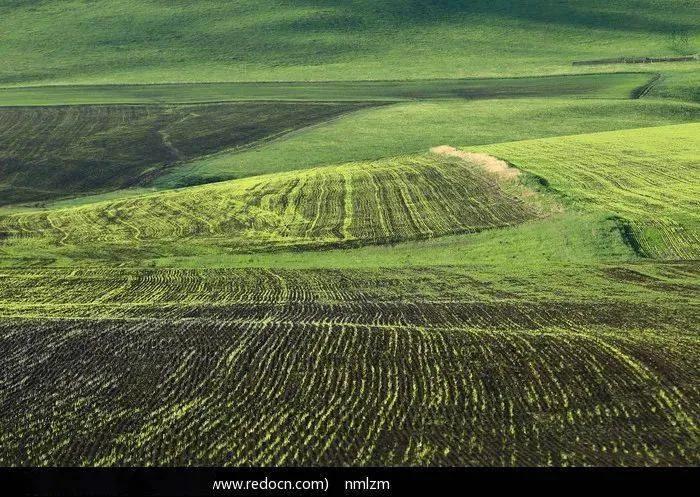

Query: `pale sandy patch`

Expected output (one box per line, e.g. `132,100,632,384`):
430,145,520,180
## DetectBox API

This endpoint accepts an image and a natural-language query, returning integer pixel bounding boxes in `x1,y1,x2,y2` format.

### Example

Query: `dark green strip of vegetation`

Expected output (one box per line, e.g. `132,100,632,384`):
0,73,653,106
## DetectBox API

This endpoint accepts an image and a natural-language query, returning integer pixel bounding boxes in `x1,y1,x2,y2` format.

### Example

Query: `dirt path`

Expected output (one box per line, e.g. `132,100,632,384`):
430,145,520,180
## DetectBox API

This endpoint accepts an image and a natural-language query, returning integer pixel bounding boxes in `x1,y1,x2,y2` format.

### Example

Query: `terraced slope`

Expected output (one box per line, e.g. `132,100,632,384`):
478,123,700,259
0,154,543,263
1,263,698,466
0,102,370,205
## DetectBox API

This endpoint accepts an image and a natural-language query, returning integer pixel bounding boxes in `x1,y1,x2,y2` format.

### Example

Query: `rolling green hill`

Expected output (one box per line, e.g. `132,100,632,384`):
152,98,700,189
1,72,664,207
478,123,700,259
0,0,697,85
2,124,698,269
0,153,545,263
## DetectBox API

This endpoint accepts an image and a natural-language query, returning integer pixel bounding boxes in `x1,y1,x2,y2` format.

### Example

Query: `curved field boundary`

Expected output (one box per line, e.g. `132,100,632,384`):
149,98,700,192
0,73,654,106
0,101,375,206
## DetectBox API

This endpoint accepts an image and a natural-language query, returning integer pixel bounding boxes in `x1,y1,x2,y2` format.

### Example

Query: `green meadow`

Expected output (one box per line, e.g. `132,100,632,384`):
153,97,700,188
0,1,698,467
1,0,697,84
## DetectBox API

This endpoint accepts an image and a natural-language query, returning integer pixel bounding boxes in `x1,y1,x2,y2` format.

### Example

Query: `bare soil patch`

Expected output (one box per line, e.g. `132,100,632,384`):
430,145,520,180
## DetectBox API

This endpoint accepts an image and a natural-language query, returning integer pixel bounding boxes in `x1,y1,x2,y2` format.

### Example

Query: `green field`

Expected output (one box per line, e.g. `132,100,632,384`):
0,0,698,468
1,262,697,465
0,153,549,264
1,1,697,84
478,124,700,259
153,98,700,189
0,73,653,106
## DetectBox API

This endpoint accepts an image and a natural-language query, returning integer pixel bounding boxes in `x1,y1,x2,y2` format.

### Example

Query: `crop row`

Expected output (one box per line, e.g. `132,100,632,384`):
0,154,540,259
1,262,697,466
1,316,697,466
2,263,697,316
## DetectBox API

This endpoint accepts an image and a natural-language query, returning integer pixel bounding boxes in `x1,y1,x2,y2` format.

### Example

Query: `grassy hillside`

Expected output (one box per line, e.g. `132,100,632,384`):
2,122,698,466
1,124,696,266
153,98,700,189
0,1,696,84
478,123,700,259
0,153,545,264
2,97,696,209
0,73,667,207
649,66,700,102
0,102,371,205
140,213,634,270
